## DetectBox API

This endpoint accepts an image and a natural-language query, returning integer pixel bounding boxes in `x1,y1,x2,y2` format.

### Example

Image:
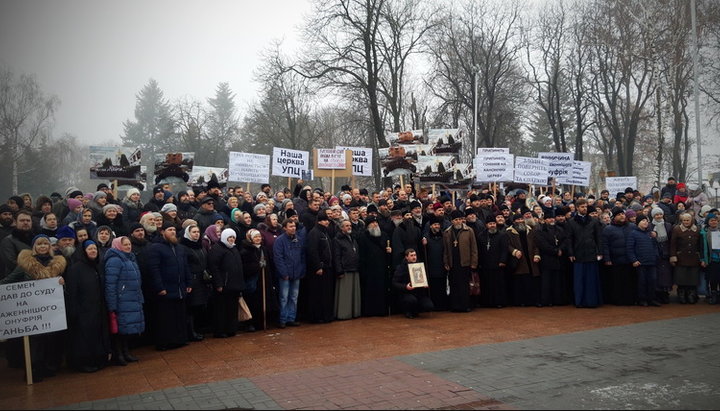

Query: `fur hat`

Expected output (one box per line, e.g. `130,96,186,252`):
450,210,464,220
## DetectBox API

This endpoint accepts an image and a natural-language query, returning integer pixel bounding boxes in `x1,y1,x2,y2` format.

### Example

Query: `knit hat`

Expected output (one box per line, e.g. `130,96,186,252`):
153,186,164,195
625,209,637,219
163,190,174,201
676,183,686,190
651,207,664,217
93,191,107,200
211,213,225,224
31,234,50,247
68,198,83,211
129,222,144,233
285,209,297,218
102,204,119,214
65,186,81,198
611,206,625,218
246,229,261,241
160,221,175,231
56,225,75,240
485,214,497,224
700,205,712,217
317,212,330,222
636,214,649,225
450,210,464,220
705,213,718,225
160,203,177,213
125,188,141,200
84,193,95,201
253,204,266,215
662,192,673,199
82,240,96,250
0,204,12,214
220,228,236,248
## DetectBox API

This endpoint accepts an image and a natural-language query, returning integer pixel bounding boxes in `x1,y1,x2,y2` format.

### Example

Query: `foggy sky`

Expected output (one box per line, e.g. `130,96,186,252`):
0,0,312,144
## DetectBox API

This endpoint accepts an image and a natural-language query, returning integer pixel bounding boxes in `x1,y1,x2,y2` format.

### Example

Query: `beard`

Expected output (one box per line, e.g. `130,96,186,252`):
546,221,555,226
393,219,402,227
524,218,536,227
453,223,462,230
61,246,76,257
368,226,382,237
488,228,497,234
165,235,178,244
515,222,526,232
144,224,157,233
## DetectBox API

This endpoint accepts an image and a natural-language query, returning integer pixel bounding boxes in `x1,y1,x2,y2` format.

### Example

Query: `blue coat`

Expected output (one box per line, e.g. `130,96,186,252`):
147,239,193,299
273,233,306,280
104,248,145,335
627,226,659,266
601,223,634,265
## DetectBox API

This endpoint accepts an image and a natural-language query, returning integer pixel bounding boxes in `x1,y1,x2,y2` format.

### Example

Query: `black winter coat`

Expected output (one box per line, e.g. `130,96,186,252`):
208,242,245,292
601,222,634,265
240,241,267,293
478,229,509,269
333,232,359,274
180,237,210,306
96,214,128,237
306,224,333,274
566,214,603,263
425,230,445,279
147,239,193,299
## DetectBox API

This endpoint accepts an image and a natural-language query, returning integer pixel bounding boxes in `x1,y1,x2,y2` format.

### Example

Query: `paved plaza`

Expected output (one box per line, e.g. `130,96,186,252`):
1,305,718,410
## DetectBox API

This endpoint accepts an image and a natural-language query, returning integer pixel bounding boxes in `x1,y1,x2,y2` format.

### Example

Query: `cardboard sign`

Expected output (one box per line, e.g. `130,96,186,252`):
228,152,270,184
606,176,637,195
514,157,550,185
711,231,720,250
568,161,592,186
316,149,347,169
336,146,373,176
477,147,510,155
313,149,353,177
475,154,514,182
272,147,309,178
0,278,67,339
538,152,574,184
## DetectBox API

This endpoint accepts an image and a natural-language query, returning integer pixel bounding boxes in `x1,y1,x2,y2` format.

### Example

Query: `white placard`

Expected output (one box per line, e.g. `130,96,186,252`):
477,147,510,155
0,278,67,339
711,231,720,250
606,176,637,195
229,152,270,184
317,149,347,169
336,146,373,176
474,154,514,182
272,147,309,178
568,161,592,186
514,157,550,185
538,152,574,184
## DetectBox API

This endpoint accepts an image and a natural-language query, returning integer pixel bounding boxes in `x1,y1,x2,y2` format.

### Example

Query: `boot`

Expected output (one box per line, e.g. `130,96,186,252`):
687,289,698,304
709,291,718,305
661,290,670,304
111,337,127,366
187,316,204,342
121,337,138,362
678,287,687,304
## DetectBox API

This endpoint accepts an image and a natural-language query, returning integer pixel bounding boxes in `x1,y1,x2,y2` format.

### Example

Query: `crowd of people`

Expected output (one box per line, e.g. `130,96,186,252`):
0,175,718,381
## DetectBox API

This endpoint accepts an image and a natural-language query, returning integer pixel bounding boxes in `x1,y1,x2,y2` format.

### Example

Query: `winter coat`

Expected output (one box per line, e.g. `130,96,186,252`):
627,225,659,266
52,199,70,223
176,202,197,222
147,239,193,299
208,242,245,292
334,232,360,274
259,223,282,250
193,208,219,233
96,214,128,237
104,248,145,335
505,225,541,276
121,199,144,224
425,230,446,279
669,225,703,267
478,228,509,270
0,249,66,284
306,224,333,275
0,231,32,278
179,237,210,306
701,227,720,265
273,232,306,280
533,224,569,270
566,214,603,263
601,222,634,265
240,240,268,294
442,224,478,269
392,219,423,266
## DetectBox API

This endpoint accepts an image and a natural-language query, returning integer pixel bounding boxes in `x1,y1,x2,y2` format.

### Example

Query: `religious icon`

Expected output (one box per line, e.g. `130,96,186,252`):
408,263,429,288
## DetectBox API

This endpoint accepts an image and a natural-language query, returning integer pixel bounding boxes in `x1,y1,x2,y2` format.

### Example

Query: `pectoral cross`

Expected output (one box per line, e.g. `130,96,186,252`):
486,241,491,251
454,240,458,247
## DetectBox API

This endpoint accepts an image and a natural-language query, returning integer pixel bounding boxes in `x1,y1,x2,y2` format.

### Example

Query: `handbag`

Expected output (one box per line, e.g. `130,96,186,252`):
109,311,119,334
469,271,481,296
238,296,253,322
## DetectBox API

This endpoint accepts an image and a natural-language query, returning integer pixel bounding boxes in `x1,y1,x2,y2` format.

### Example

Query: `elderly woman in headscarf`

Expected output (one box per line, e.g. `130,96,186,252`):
93,225,116,264
160,203,182,230
65,240,111,372
179,224,210,341
88,191,109,220
202,223,222,254
96,204,128,237
670,212,705,304
240,228,277,331
207,228,245,338
121,188,144,224
69,208,98,239
1,235,66,381
104,236,144,366
228,208,251,243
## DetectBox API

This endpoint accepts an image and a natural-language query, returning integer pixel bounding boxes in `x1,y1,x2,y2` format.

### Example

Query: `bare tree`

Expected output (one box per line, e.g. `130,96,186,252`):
174,97,211,163
0,67,59,194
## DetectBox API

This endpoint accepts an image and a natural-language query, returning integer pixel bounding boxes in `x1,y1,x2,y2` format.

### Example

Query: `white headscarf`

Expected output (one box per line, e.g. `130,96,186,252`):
220,228,236,248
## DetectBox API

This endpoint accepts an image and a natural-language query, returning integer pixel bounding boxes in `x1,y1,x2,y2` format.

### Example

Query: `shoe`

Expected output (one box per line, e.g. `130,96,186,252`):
245,325,256,332
640,301,648,307
112,355,128,366
405,313,416,319
189,332,204,342
124,353,139,362
687,291,698,304
80,366,100,373
278,323,286,329
649,300,662,307
213,333,228,338
286,321,300,327
678,289,687,304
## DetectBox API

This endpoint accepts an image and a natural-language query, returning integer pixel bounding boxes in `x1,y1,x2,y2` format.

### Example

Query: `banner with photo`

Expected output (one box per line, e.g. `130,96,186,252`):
153,152,195,185
426,129,462,155
190,166,228,187
386,130,424,145
89,146,142,181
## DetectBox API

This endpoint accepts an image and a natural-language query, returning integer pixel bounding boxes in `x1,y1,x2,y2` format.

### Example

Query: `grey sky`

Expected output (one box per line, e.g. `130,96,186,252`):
0,0,312,144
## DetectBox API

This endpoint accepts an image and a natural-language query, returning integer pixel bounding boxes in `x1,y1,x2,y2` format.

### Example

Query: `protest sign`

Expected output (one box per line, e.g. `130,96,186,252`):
417,155,456,183
228,152,270,184
89,146,142,180
313,149,352,178
538,152,574,184
568,161,592,186
514,157,550,185
427,129,462,155
477,147,510,155
0,278,67,339
606,176,637,195
336,146,373,176
316,149,347,169
474,154,514,182
190,166,228,186
272,147,309,178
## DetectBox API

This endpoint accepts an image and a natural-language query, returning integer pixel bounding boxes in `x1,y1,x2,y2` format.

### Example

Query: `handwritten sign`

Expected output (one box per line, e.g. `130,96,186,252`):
0,278,67,339
474,154,514,182
272,147,309,178
316,149,347,169
477,147,510,155
514,157,550,185
538,152,573,184
606,176,637,195
228,152,270,184
336,146,373,176
568,161,592,186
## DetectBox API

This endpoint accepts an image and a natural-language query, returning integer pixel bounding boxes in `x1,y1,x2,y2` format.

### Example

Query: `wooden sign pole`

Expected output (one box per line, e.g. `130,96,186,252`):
246,182,250,193
112,179,118,200
331,169,336,194
351,175,357,189
23,336,32,385
400,174,405,189
288,177,292,191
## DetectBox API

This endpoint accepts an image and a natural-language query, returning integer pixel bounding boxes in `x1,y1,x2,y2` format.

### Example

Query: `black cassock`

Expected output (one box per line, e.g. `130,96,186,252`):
478,229,509,307
358,231,391,316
